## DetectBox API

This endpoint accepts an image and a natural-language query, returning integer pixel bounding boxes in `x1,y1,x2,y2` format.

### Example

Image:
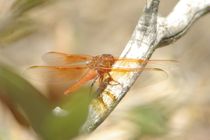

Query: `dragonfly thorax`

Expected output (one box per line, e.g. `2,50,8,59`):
87,54,115,73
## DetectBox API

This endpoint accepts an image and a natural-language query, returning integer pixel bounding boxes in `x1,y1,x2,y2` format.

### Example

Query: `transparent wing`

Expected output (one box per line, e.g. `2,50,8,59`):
108,67,163,72
42,51,93,66
136,60,178,88
113,57,177,64
98,59,178,87
95,59,177,72
25,65,89,84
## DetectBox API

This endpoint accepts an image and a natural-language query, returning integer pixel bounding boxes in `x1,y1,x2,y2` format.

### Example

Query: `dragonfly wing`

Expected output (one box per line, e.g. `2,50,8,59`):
25,65,89,84
99,66,169,88
114,57,177,65
112,67,163,72
136,67,169,88
42,51,93,66
97,58,177,74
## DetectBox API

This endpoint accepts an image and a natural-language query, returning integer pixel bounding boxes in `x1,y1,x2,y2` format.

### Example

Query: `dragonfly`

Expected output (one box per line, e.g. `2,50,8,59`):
27,52,172,95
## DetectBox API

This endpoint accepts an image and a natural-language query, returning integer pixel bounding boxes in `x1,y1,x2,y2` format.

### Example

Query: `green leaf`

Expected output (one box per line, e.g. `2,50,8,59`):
0,63,52,135
41,88,91,140
0,63,90,139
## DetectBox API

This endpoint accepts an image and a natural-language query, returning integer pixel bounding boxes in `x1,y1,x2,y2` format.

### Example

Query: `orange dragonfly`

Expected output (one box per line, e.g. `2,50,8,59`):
27,52,171,95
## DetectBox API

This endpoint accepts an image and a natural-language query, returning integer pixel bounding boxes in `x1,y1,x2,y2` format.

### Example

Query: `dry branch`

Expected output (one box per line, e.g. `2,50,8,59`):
81,0,210,133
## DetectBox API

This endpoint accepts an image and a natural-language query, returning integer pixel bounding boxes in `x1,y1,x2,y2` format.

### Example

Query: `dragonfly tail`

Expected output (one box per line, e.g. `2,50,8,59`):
64,70,97,95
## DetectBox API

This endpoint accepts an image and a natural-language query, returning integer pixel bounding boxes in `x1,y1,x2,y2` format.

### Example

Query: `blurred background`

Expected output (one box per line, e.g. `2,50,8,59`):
0,0,210,139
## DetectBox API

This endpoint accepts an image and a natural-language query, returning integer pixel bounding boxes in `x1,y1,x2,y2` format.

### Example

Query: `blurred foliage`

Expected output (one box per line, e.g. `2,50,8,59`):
0,0,54,45
42,90,90,140
0,63,90,140
0,17,36,44
12,0,53,16
129,104,168,136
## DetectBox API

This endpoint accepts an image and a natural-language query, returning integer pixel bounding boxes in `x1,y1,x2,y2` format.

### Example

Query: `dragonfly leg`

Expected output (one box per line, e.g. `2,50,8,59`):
95,73,122,96
93,76,109,97
107,73,121,86
89,76,99,96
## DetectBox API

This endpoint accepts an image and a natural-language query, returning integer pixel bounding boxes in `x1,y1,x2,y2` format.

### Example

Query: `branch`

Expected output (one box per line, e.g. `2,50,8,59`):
158,0,210,46
81,0,210,133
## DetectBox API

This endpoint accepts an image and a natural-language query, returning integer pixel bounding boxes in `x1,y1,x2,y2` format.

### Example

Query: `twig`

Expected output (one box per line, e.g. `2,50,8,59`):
81,0,210,133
